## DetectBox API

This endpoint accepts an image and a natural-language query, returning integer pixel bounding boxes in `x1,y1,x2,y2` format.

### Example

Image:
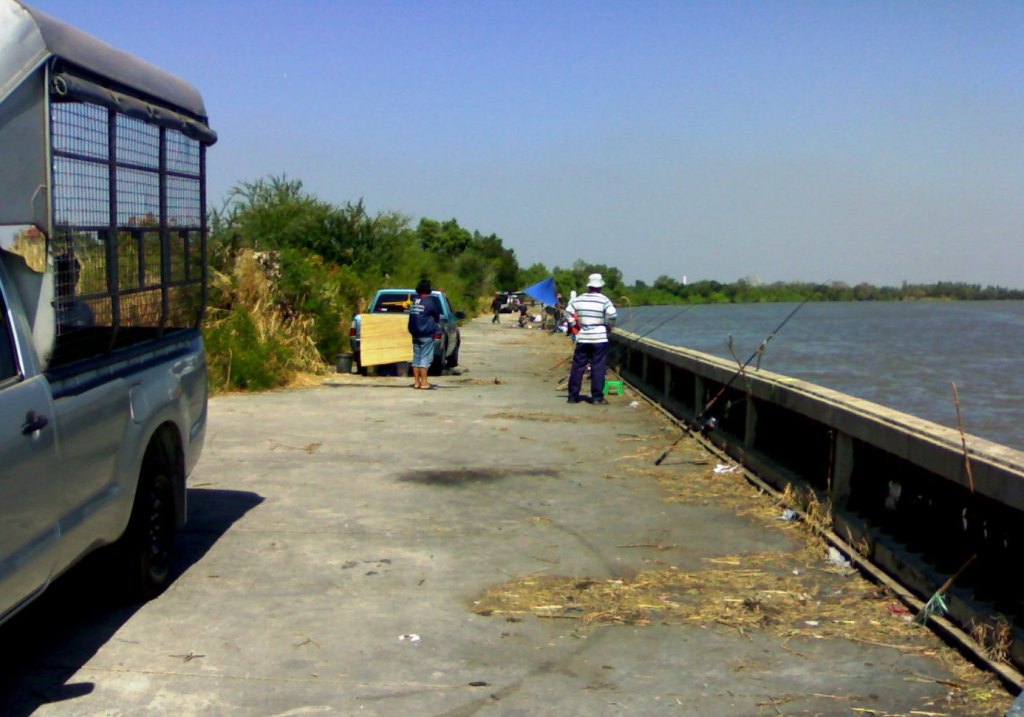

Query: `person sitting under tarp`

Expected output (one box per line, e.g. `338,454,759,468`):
518,302,529,327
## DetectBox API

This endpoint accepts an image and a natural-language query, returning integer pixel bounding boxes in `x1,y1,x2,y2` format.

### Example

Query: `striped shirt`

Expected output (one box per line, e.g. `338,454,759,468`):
566,291,617,344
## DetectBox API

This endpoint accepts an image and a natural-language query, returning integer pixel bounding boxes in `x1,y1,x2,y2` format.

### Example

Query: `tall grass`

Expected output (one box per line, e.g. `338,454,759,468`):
204,250,323,391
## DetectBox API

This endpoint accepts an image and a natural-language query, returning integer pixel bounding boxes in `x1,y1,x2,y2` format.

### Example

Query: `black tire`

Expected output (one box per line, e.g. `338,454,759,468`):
355,352,368,376
117,466,177,601
446,339,460,369
428,340,446,376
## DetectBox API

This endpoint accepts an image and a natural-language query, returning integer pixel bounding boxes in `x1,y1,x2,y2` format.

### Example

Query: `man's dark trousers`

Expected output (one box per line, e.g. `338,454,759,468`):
568,341,609,401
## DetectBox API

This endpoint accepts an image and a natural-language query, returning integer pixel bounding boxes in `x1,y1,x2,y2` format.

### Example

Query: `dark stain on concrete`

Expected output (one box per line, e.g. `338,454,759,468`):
398,466,561,486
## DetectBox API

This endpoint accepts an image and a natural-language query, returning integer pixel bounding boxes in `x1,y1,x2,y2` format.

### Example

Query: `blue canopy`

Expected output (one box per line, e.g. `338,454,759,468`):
520,277,559,306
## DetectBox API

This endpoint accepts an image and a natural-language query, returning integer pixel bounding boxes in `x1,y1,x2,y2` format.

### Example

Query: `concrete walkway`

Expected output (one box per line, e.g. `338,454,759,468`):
1,317,1012,716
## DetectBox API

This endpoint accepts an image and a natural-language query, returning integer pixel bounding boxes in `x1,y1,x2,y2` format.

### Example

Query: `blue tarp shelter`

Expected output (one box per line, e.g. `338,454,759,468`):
520,277,559,306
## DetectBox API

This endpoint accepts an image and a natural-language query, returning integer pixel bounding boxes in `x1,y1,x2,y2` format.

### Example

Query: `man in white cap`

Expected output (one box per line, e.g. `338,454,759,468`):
564,273,617,404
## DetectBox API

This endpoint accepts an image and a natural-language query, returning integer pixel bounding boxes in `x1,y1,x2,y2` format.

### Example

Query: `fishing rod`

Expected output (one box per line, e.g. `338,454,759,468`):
555,304,694,396
602,304,695,368
654,296,813,466
551,303,690,372
614,304,696,346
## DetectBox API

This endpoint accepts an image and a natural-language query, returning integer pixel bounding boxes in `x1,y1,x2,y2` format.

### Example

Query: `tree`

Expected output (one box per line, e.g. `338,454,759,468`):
471,232,519,289
416,218,474,257
517,262,551,291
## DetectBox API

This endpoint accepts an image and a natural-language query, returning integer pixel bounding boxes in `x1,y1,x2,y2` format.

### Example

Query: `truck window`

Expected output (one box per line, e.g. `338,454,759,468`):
0,297,15,382
371,292,415,313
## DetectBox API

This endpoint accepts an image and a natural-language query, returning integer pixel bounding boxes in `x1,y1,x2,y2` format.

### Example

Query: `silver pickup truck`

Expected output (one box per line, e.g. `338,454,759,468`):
0,1,216,624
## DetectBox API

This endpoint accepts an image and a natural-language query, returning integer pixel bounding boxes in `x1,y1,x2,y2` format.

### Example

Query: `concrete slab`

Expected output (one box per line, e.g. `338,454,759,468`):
0,317,1013,716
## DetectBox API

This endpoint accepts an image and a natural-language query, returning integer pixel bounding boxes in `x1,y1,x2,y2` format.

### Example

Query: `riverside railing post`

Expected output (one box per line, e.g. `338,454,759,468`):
830,432,854,508
744,395,757,448
694,375,705,424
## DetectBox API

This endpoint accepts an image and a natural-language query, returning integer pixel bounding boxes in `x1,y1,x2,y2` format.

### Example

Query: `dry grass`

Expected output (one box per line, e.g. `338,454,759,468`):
972,616,1013,665
10,230,47,271
474,543,906,642
471,419,1013,715
487,411,567,422
206,250,326,392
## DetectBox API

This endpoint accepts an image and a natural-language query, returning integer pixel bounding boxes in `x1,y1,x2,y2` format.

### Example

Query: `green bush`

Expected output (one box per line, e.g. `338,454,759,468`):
204,307,296,391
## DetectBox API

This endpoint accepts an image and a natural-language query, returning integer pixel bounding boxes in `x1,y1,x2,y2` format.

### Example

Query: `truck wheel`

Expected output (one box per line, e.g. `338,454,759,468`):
116,465,177,601
446,340,460,369
428,341,446,376
355,352,368,376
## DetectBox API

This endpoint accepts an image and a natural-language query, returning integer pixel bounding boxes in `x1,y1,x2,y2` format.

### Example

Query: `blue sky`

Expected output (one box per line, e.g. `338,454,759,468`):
27,0,1024,287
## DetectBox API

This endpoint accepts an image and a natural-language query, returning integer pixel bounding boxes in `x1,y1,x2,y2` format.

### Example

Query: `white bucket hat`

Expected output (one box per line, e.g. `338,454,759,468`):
587,273,605,288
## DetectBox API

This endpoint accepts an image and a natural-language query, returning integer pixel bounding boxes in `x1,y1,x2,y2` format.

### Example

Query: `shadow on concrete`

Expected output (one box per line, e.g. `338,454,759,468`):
0,488,263,717
323,382,466,389
398,466,561,486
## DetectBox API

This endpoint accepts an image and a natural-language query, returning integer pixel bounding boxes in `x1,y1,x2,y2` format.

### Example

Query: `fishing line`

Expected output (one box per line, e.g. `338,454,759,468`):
555,303,692,384
654,295,814,465
614,304,695,346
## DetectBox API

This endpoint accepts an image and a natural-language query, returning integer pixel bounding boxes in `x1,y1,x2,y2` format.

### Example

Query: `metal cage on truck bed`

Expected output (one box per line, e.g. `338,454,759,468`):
0,0,216,370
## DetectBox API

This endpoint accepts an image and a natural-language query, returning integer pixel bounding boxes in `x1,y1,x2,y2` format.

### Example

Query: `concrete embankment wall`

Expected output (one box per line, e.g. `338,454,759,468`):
612,328,1024,671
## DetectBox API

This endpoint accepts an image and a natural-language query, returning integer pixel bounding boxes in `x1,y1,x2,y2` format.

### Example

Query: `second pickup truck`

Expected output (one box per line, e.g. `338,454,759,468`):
350,289,465,376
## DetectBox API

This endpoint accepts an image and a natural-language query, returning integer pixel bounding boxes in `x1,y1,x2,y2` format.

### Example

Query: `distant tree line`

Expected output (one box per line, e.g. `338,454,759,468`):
619,277,1024,305
202,174,1023,390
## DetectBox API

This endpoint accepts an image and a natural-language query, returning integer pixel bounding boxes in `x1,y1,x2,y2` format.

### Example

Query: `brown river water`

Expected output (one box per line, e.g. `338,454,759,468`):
618,301,1024,452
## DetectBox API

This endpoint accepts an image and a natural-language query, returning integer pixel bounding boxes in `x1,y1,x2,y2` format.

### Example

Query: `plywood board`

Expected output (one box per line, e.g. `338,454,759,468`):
360,314,411,366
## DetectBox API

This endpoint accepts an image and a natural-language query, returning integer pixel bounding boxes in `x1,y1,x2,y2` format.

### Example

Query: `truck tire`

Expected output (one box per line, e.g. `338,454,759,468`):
355,352,368,376
114,458,177,601
428,340,446,376
446,339,460,369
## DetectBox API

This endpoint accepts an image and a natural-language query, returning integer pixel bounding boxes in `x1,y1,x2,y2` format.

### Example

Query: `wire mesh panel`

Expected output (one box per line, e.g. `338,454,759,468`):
169,233,187,281
49,96,207,368
52,157,110,226
167,175,202,226
116,231,142,290
115,114,159,169
141,232,162,287
166,130,201,176
51,103,108,160
116,167,160,227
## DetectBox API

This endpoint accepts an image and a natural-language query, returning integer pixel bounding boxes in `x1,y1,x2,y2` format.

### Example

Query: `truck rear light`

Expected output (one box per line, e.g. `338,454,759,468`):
433,332,442,340
349,327,356,337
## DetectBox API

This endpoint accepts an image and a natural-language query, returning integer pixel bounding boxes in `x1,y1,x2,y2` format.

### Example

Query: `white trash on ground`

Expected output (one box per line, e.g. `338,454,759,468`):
827,547,852,570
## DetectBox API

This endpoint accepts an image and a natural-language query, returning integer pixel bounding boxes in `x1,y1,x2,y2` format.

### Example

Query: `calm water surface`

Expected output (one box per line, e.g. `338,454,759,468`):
618,302,1024,452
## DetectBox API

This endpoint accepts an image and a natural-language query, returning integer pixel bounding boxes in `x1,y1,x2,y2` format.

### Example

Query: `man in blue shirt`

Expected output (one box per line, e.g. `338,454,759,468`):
408,278,441,389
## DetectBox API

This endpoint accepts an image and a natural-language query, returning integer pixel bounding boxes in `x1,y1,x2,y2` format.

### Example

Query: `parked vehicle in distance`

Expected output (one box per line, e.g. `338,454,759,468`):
500,291,532,313
0,0,216,625
498,292,517,313
350,289,465,376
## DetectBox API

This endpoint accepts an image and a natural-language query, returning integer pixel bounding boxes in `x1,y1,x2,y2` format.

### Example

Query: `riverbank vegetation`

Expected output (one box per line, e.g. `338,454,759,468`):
625,277,1024,305
203,175,1023,390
